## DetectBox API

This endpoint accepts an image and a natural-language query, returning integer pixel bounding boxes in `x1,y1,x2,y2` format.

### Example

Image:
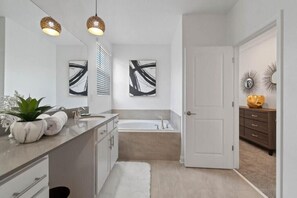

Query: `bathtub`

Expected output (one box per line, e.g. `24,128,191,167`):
118,119,178,132
118,119,181,161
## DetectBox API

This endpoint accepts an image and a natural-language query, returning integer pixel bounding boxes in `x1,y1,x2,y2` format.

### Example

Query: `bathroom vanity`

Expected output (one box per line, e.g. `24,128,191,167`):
0,114,119,198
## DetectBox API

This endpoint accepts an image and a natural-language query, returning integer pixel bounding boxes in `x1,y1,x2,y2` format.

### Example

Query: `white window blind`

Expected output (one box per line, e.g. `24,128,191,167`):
96,43,111,95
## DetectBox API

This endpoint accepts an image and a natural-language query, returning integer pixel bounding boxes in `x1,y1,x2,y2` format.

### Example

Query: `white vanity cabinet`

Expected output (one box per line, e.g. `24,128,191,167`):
95,116,119,196
110,128,119,169
0,156,49,198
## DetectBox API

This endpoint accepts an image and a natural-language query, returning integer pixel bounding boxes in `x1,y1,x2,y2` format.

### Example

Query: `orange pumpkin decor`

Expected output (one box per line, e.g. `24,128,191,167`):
247,95,265,108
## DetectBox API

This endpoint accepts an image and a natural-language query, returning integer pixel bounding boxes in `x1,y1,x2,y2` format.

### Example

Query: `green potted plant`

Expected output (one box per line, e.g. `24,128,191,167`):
3,96,52,143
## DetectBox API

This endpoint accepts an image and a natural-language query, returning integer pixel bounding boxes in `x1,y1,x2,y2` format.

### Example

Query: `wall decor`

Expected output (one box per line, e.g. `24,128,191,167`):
241,71,258,94
69,60,88,96
129,60,156,96
263,62,277,92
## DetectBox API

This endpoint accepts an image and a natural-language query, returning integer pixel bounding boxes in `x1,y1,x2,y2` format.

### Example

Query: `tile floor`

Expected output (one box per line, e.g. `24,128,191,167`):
104,160,260,198
238,139,276,198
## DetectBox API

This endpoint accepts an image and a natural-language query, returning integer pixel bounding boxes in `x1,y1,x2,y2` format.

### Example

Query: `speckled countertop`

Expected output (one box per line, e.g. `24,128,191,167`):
0,114,118,181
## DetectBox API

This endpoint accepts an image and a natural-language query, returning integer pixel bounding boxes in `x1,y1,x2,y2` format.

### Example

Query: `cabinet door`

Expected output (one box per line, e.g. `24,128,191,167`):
96,137,110,194
31,187,49,198
110,128,119,169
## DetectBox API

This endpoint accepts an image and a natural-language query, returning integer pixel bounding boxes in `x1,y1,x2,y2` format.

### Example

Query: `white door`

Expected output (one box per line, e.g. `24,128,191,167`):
185,47,234,169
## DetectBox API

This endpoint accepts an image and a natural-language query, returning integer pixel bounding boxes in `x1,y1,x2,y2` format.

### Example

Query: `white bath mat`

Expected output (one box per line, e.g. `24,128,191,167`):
99,162,151,198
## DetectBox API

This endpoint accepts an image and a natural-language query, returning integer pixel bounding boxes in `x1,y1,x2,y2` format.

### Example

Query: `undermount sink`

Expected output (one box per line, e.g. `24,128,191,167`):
79,115,105,121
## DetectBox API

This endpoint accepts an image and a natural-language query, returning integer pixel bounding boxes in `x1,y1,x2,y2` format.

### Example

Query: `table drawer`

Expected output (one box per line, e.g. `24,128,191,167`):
0,157,49,198
96,125,107,142
245,119,268,134
240,126,245,137
240,109,245,117
245,128,268,146
240,117,245,126
245,110,268,122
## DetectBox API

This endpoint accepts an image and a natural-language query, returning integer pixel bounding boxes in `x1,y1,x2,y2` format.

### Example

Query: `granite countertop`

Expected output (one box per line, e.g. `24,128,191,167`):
0,114,118,181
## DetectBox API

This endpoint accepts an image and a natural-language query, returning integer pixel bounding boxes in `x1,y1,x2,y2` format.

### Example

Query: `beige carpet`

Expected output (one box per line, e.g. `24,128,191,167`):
238,139,276,198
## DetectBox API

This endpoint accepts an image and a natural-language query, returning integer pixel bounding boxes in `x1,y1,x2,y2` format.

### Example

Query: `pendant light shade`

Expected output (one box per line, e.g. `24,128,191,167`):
87,0,105,36
87,15,105,36
40,17,61,36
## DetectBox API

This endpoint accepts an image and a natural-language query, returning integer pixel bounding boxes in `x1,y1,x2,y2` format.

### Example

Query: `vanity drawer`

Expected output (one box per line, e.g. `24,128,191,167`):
0,157,49,198
96,125,107,142
114,117,119,128
245,119,268,134
107,120,114,132
245,110,268,122
245,128,268,146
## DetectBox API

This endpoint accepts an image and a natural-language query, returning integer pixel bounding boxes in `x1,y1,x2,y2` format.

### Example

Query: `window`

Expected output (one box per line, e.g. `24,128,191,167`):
96,43,111,95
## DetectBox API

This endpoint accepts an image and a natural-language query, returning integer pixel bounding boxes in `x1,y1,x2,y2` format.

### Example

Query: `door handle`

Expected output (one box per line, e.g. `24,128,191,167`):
186,111,197,116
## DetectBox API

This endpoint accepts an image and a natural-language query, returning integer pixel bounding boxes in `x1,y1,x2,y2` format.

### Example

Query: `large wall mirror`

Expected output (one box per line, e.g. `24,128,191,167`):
0,0,88,108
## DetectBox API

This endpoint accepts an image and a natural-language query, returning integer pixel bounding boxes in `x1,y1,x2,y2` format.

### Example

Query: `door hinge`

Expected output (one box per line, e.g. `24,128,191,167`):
232,145,234,151
232,101,234,107
232,57,235,63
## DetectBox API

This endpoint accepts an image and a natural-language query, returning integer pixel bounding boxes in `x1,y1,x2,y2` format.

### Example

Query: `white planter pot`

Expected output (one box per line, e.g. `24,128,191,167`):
10,120,47,143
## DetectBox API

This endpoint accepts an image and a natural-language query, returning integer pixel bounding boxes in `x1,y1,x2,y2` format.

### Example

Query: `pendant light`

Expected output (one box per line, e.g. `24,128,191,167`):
86,0,105,36
40,17,62,36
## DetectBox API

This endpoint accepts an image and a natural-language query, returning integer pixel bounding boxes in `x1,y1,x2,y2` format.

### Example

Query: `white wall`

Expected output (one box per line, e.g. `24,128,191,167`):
183,14,231,47
280,0,297,197
88,38,113,113
112,44,171,110
0,17,4,97
4,18,56,105
56,45,88,108
170,16,183,116
227,0,278,45
239,28,277,108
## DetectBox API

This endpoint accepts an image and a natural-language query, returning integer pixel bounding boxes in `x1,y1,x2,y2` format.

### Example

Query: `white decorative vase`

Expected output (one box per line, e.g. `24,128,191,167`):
10,120,47,143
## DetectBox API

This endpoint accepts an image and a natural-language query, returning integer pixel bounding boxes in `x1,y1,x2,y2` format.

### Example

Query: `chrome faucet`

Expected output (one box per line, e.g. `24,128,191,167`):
73,107,86,120
159,116,165,129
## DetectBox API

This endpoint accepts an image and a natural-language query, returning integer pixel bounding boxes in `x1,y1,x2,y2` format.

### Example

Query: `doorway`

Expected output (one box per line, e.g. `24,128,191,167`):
237,26,277,198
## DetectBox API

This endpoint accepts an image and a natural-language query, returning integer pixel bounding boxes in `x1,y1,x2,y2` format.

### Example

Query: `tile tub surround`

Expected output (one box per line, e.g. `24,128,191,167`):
112,109,171,120
119,132,181,161
112,109,181,131
0,113,118,180
170,110,181,131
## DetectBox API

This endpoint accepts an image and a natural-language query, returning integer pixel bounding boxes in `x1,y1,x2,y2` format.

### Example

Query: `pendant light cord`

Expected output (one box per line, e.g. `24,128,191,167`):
95,0,98,16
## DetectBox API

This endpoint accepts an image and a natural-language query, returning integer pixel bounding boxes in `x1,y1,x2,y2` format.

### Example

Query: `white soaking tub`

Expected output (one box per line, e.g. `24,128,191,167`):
118,119,178,132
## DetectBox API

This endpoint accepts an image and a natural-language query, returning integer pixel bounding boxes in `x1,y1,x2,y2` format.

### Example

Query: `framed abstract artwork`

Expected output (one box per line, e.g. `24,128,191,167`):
129,60,156,96
69,60,88,96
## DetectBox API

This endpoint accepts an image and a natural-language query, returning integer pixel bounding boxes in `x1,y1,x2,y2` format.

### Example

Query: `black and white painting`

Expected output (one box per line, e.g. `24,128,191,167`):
129,60,156,96
69,60,88,96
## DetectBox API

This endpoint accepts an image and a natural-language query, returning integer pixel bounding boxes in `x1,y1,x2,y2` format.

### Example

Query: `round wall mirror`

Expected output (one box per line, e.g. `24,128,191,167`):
244,77,254,89
263,63,277,92
241,71,258,94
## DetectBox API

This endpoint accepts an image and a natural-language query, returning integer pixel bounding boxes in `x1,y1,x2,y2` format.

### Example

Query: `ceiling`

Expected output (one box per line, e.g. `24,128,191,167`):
0,0,84,46
32,0,238,45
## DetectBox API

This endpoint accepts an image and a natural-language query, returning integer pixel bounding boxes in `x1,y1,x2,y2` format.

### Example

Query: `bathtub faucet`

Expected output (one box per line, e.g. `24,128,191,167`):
159,116,165,129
